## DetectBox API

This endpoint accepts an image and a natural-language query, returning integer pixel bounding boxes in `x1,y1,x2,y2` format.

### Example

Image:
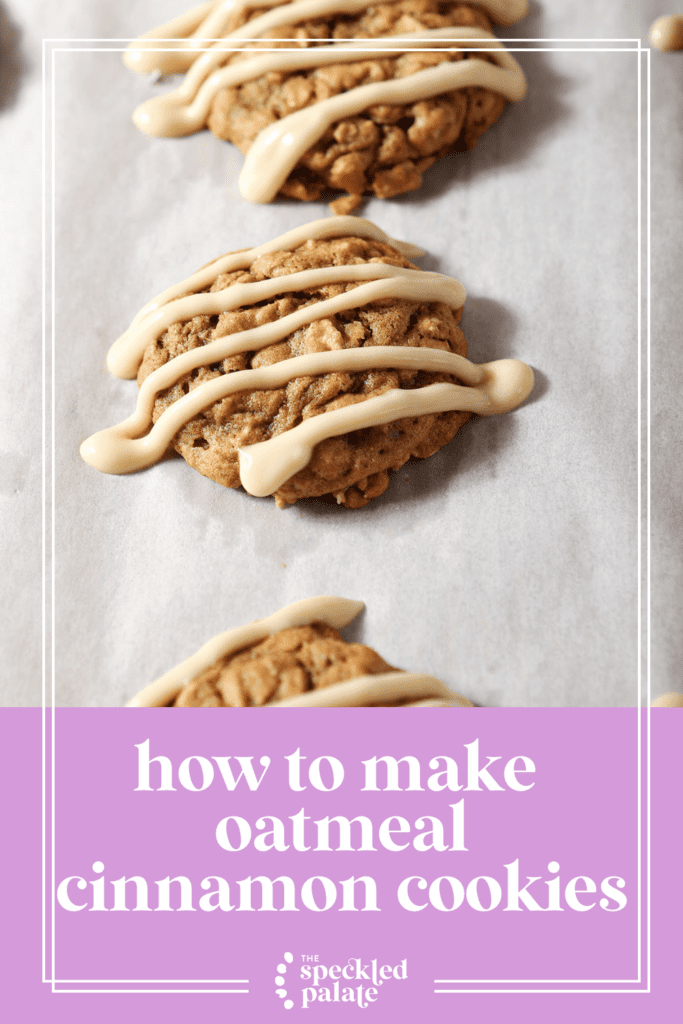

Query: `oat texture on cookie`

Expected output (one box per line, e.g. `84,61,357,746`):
80,217,535,508
126,596,474,708
125,1,528,210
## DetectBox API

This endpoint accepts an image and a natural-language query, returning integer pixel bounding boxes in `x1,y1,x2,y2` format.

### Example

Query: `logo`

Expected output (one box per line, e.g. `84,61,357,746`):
274,951,295,1010
275,952,408,1010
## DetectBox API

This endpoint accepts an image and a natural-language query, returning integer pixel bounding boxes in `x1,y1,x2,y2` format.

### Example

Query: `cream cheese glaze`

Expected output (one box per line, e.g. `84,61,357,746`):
126,596,473,708
127,25,526,204
131,31,526,139
649,15,683,50
124,0,530,78
80,216,534,496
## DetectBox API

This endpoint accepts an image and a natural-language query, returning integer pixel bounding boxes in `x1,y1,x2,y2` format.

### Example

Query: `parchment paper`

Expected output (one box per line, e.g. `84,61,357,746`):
2,1,681,707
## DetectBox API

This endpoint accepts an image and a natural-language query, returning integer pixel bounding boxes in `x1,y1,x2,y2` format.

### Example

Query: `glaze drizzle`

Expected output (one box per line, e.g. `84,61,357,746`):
124,0,530,78
80,216,534,497
127,26,526,203
126,595,473,708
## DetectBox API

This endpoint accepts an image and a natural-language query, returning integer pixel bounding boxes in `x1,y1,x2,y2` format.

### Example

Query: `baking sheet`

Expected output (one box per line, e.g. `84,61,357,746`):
2,0,681,706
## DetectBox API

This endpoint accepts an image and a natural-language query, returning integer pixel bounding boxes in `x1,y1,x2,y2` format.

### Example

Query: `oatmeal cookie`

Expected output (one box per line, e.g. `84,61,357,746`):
126,596,473,708
140,233,471,508
80,217,535,507
126,1,527,209
209,48,510,213
173,623,395,706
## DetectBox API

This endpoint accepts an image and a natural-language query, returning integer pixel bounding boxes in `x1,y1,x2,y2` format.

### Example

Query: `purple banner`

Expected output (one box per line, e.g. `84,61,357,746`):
1,708,681,1022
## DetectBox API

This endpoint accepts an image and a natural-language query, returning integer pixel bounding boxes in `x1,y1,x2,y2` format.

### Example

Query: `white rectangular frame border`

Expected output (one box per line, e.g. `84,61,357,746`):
41,34,651,997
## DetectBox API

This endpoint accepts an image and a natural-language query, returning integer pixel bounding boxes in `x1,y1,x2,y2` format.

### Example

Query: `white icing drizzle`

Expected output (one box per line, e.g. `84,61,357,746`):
80,216,534,496
108,215,422,378
240,35,526,203
124,0,529,77
128,25,526,203
270,672,472,706
133,31,526,139
126,595,472,708
124,1,219,76
649,15,683,51
110,261,464,379
237,363,533,495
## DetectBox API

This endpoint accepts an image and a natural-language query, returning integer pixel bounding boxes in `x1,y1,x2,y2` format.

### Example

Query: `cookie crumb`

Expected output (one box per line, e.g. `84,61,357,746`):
329,193,364,216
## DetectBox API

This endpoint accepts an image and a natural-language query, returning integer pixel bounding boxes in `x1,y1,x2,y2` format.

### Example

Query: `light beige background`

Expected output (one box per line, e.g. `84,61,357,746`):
1,1,680,706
